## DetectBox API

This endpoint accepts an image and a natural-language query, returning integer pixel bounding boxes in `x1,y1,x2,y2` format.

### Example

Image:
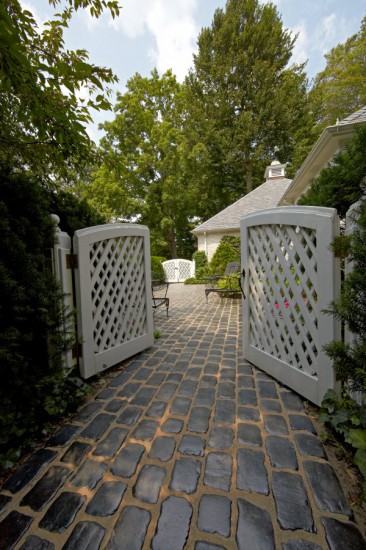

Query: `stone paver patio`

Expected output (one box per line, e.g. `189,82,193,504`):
0,284,365,549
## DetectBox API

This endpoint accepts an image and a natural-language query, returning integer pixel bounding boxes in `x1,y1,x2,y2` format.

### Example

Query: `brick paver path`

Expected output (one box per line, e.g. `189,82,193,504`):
1,284,365,549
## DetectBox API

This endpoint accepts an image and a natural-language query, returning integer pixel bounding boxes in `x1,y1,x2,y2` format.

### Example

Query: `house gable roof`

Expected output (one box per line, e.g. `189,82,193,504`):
192,177,292,234
280,105,366,206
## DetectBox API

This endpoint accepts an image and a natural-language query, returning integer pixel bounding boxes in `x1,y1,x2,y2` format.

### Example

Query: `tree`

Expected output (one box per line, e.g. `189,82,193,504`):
309,16,366,132
184,0,309,218
298,126,366,218
0,0,119,181
84,70,196,258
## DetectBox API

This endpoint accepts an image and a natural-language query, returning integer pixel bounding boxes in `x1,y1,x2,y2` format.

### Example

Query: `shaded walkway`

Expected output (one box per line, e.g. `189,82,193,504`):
0,284,365,549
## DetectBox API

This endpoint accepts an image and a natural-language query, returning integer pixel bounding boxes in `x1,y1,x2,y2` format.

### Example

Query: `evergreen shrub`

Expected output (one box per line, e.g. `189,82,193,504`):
209,236,240,275
0,171,93,467
151,256,166,281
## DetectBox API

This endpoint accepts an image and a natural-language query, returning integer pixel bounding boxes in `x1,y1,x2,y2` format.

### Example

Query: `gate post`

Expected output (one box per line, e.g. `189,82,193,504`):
51,215,77,371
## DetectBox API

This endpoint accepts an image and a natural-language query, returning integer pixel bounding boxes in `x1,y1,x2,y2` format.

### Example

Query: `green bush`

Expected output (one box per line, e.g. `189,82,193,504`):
192,250,208,270
151,256,166,281
210,237,240,275
0,170,92,468
195,266,210,280
49,190,106,235
184,277,206,285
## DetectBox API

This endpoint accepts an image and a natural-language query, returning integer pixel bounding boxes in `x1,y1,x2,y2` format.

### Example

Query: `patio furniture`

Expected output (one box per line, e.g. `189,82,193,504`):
204,261,242,301
152,271,169,316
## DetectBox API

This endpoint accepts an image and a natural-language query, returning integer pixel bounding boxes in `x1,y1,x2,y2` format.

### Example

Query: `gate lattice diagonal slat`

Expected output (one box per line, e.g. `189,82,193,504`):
241,207,341,406
74,224,153,379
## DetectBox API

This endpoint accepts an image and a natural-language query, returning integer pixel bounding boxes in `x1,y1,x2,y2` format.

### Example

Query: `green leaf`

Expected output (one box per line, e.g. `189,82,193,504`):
347,429,366,450
354,448,366,479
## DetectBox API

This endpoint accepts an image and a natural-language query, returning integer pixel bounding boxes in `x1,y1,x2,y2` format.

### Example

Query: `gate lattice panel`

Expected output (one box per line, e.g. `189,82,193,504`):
74,224,153,379
241,207,341,406
163,259,195,282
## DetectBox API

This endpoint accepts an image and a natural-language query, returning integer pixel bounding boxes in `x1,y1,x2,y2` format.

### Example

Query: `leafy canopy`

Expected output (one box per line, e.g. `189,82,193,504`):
184,0,308,217
84,69,196,258
0,0,119,180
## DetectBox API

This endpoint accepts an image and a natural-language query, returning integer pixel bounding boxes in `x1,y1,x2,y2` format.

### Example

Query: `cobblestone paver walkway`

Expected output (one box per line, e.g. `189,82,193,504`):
1,285,365,549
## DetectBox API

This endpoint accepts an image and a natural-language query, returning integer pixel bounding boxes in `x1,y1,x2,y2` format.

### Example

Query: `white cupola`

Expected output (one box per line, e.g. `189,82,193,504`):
264,160,287,181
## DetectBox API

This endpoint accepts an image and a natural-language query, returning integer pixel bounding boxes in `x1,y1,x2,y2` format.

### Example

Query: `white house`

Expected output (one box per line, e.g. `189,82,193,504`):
192,161,292,261
280,105,366,206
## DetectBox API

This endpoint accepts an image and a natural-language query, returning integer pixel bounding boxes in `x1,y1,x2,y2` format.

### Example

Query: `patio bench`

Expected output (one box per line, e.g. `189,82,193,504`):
204,261,243,302
152,271,169,316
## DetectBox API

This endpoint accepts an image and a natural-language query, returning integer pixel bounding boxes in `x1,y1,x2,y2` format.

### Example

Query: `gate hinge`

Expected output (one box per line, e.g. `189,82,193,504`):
72,343,82,359
66,253,78,269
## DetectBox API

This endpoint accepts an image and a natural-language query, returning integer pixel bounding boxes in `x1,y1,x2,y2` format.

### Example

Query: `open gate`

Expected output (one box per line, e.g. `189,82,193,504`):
162,259,195,282
54,223,154,379
241,206,341,406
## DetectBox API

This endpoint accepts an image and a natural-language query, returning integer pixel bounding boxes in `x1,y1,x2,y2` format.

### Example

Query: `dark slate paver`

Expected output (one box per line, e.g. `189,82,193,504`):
47,424,80,447
266,435,298,469
321,517,366,550
0,494,11,515
146,401,167,418
133,465,166,503
237,498,275,550
295,434,326,458
238,423,262,446
152,496,192,550
178,435,206,457
19,535,55,549
197,494,231,538
195,543,226,550
272,471,315,532
3,449,57,494
116,406,142,425
238,406,260,422
204,452,232,491
20,466,71,511
170,457,201,494
130,387,156,406
214,400,235,423
63,521,106,550
93,427,128,458
71,460,106,490
111,442,145,478
170,396,192,415
289,414,317,434
304,461,352,516
149,436,176,462
238,389,257,406
195,387,215,407
237,448,269,495
106,506,150,550
188,407,211,433
86,481,126,517
61,441,91,465
132,419,159,441
264,414,289,435
258,380,278,399
80,413,115,440
162,418,184,434
208,426,234,449
39,491,86,533
282,542,322,550
0,510,33,550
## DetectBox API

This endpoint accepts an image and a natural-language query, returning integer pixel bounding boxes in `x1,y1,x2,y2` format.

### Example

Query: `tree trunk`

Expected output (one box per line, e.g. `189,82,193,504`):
168,230,178,259
246,159,253,193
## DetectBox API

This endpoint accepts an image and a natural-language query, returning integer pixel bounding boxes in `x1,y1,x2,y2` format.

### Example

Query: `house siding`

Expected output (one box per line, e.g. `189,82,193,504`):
197,230,240,262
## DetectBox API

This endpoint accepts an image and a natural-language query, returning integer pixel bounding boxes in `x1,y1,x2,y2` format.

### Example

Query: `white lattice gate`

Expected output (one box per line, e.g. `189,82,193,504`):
73,224,153,379
162,259,195,282
241,206,341,406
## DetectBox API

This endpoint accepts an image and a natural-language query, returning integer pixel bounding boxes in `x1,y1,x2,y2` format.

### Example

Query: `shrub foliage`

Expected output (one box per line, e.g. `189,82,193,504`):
0,171,94,466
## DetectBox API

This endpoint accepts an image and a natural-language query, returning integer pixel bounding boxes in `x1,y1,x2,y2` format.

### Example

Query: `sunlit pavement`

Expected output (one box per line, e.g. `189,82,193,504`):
0,284,365,549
